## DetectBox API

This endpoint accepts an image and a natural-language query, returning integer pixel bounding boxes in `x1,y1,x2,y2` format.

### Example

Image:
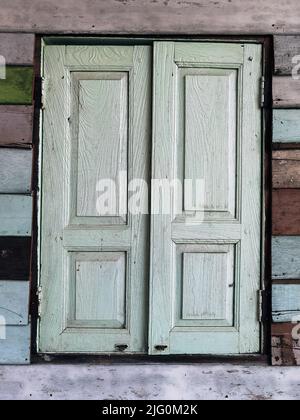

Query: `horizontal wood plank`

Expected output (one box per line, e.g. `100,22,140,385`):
272,323,300,366
272,236,300,280
0,237,31,281
0,1,299,34
273,190,300,235
0,281,29,325
0,67,33,105
0,33,35,65
273,110,300,143
0,148,32,193
0,195,32,236
0,324,30,364
273,150,300,188
0,106,33,146
273,77,300,108
274,36,300,75
273,284,300,323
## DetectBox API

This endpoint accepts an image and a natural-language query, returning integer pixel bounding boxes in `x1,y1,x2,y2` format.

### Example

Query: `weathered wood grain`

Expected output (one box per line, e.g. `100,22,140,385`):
273,150,300,188
273,110,300,143
0,324,30,364
0,237,31,281
0,195,32,236
272,236,300,280
273,190,300,235
272,323,300,366
274,36,300,75
273,284,300,323
0,281,29,325
0,149,32,193
0,106,33,146
273,77,300,108
0,33,35,65
0,67,33,105
0,0,299,34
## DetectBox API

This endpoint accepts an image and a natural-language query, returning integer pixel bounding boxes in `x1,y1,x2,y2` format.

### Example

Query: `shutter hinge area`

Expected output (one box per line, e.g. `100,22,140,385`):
37,286,42,318
258,289,269,323
260,76,265,108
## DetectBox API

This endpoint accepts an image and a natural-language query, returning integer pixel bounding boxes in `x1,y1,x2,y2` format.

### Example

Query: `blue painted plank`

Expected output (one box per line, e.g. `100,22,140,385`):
0,324,30,364
0,195,32,236
273,284,300,323
0,149,32,193
272,236,300,280
273,109,300,143
0,281,29,326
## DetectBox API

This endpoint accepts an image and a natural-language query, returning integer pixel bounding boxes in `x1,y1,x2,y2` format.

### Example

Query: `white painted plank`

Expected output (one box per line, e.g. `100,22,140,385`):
0,281,29,326
273,284,300,323
0,195,32,236
0,325,30,365
272,237,300,280
0,149,32,194
273,110,300,143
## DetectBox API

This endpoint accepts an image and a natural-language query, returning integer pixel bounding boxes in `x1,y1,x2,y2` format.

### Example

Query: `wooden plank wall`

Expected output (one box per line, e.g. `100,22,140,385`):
0,33,34,364
272,36,300,365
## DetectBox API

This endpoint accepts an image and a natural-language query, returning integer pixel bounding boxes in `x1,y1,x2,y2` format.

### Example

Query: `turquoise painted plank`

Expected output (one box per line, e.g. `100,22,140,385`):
0,324,30,364
0,149,32,193
0,281,29,326
273,284,300,323
273,110,300,143
272,236,300,280
0,195,32,236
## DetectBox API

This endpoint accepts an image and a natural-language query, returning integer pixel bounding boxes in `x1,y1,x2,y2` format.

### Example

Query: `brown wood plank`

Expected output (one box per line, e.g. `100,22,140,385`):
274,36,300,75
0,237,31,281
0,1,299,34
273,150,300,189
273,190,300,235
272,323,300,366
273,77,300,108
0,33,34,65
0,106,33,146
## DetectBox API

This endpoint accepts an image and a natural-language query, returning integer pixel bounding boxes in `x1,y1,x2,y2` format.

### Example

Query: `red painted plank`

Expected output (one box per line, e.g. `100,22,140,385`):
273,189,300,235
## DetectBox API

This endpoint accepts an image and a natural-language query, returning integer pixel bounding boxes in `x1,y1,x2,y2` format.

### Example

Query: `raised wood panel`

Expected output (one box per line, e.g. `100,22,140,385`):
0,324,30,364
273,77,300,108
74,72,128,218
273,110,300,143
1,0,300,34
272,323,300,366
0,106,33,146
0,237,31,281
0,33,35,65
274,36,300,75
0,195,32,236
0,149,32,193
273,190,300,235
0,67,33,105
0,281,29,325
273,284,300,323
273,150,300,188
272,236,300,280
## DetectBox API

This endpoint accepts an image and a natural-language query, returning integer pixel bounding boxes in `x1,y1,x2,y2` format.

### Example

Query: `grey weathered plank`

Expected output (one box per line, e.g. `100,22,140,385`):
273,77,300,108
0,195,32,236
0,281,29,325
273,110,300,143
0,148,32,193
274,36,300,75
0,106,33,146
0,0,300,34
0,324,30,364
273,150,300,189
273,236,300,280
273,284,300,323
0,33,35,65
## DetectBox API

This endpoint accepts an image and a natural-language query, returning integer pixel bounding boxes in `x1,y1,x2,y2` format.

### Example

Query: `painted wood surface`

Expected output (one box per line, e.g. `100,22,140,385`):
273,77,300,108
0,237,31,281
0,281,29,325
0,106,33,146
272,237,300,280
272,323,300,366
273,110,300,143
0,0,300,34
0,33,35,65
0,149,32,193
0,67,33,105
273,150,300,188
273,284,300,323
274,36,300,75
273,190,300,235
0,195,32,236
0,324,30,364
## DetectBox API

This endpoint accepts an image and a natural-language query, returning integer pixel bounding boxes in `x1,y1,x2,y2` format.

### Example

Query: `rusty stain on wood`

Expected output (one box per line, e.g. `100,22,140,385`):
273,150,300,189
272,323,300,366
